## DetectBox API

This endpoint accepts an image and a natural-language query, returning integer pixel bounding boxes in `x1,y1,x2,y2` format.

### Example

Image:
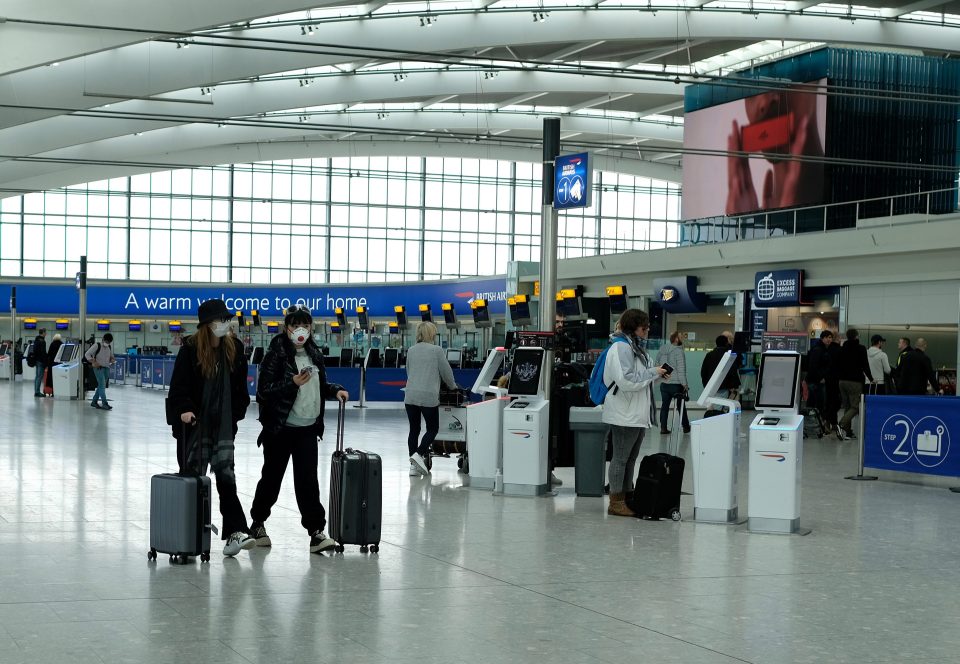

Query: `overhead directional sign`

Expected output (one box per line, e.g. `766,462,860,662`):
554,152,592,210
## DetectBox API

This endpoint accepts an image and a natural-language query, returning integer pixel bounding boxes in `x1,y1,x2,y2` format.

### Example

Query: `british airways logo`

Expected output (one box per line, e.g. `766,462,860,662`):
509,431,531,438
760,452,786,462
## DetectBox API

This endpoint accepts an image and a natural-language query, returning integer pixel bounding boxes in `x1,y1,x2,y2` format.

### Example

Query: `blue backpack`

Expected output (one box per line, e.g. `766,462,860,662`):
588,337,630,405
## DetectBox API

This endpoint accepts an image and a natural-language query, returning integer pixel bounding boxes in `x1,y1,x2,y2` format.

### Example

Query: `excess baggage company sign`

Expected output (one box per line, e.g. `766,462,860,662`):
753,270,810,307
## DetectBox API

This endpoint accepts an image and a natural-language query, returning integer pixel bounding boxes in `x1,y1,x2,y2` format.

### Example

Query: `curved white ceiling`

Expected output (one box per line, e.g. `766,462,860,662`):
1,1,958,196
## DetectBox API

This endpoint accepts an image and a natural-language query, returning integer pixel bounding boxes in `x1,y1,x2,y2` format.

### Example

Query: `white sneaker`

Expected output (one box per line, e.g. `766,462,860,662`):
223,531,255,557
551,472,563,487
410,452,430,475
409,460,419,476
310,531,337,554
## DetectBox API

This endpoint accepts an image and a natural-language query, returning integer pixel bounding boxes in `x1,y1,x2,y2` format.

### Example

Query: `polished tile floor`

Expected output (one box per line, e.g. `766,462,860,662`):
2,377,960,664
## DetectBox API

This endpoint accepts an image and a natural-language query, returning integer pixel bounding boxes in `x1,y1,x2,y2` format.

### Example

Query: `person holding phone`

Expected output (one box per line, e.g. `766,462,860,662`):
168,298,254,558
249,305,349,554
655,331,691,435
601,309,669,518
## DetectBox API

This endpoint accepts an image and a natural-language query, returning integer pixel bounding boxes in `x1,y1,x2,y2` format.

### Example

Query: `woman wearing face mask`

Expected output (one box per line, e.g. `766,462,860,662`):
168,299,254,558
601,309,668,518
249,305,349,554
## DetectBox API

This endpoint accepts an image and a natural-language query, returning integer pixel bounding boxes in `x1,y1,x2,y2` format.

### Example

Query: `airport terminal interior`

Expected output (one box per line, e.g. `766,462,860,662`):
2,1,960,662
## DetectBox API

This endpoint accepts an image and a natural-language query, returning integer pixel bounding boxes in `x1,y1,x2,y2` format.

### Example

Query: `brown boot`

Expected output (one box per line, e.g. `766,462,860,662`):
608,493,635,517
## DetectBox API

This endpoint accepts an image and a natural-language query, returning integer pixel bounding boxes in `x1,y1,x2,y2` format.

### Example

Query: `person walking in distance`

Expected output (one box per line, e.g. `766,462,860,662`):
32,328,47,397
898,338,941,395
836,329,871,440
168,299,255,558
866,335,892,396
404,321,458,476
85,333,116,410
655,331,690,435
249,305,349,554
602,309,668,517
44,333,63,397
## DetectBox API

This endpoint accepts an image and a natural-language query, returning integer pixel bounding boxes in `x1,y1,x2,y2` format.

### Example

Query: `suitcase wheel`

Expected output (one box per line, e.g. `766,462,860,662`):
370,544,379,554
360,545,368,553
147,548,157,561
671,509,682,522
200,552,210,563
335,545,345,554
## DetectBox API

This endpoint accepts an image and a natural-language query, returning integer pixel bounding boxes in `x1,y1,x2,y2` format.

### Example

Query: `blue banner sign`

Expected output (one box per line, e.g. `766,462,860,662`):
554,153,592,210
753,270,808,307
652,276,707,313
0,277,506,318
863,395,960,477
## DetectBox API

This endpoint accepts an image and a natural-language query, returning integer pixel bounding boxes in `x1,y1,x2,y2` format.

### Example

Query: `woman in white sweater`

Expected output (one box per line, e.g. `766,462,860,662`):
404,321,457,476
601,310,667,517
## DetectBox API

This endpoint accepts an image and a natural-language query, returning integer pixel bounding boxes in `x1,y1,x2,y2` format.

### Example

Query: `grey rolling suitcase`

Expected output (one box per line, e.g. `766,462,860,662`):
329,401,382,553
148,422,215,564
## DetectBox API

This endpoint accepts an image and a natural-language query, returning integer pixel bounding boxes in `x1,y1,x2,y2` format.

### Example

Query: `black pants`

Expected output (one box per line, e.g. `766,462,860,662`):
824,380,841,427
405,404,439,457
250,425,325,534
177,435,248,540
659,384,690,431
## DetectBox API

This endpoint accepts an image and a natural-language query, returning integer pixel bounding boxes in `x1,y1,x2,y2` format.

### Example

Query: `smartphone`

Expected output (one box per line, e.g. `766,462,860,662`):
741,112,794,154
661,363,674,375
300,365,316,376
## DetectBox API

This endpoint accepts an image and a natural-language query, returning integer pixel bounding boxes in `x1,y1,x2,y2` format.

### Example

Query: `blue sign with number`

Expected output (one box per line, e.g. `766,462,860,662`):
554,153,592,210
863,395,959,477
753,269,808,307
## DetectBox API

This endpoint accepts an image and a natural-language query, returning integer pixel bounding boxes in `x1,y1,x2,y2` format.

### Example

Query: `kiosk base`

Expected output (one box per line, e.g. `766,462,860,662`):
503,483,549,497
748,517,810,535
695,507,744,524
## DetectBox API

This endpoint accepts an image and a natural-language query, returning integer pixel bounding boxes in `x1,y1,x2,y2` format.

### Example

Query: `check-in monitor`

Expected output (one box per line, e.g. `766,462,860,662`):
55,343,79,363
471,348,507,396
339,348,354,368
446,349,462,367
507,347,545,398
0,343,8,356
697,350,737,407
383,347,399,368
756,351,801,411
364,347,380,369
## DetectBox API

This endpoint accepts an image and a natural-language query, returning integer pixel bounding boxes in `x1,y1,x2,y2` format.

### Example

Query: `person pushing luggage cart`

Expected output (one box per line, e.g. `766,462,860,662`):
249,305,349,555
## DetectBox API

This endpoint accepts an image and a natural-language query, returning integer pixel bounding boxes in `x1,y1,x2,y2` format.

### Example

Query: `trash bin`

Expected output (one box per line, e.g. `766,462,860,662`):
569,406,607,497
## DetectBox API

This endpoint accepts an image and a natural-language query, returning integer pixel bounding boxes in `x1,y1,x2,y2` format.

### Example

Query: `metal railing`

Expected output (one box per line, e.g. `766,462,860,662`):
680,186,960,246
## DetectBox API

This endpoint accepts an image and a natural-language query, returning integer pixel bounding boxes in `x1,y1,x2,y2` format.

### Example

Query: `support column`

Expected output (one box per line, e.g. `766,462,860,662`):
539,117,560,397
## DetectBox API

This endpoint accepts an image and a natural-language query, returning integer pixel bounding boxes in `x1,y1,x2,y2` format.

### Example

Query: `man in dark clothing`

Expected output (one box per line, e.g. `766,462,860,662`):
32,329,47,397
701,335,740,398
889,337,912,393
836,329,871,439
805,330,834,416
898,338,940,395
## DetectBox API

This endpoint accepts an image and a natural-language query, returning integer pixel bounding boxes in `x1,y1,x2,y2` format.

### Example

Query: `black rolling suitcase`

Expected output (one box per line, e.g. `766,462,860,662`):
329,401,383,553
148,421,215,564
629,453,685,521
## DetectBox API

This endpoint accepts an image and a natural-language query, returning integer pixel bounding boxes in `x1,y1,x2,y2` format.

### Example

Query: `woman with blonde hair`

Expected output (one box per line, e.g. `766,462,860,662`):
168,298,254,558
404,320,457,476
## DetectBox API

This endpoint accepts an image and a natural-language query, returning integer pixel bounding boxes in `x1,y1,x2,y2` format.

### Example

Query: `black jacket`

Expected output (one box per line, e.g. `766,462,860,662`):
256,334,345,446
32,335,47,364
805,343,831,384
897,349,937,395
46,340,63,366
701,347,740,391
836,338,871,383
167,335,250,439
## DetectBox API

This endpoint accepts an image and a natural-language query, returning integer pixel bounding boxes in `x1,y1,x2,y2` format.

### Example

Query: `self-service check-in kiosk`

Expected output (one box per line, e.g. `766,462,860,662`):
501,347,550,496
465,348,509,489
52,342,83,400
748,351,808,535
0,343,11,380
690,350,741,523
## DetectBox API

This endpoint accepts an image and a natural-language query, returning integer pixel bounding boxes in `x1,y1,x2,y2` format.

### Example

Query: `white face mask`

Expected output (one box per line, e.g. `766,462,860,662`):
212,320,234,338
289,327,310,346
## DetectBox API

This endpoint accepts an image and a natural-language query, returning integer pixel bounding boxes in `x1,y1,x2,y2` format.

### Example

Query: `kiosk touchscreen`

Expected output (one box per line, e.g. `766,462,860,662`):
53,342,83,400
0,343,10,380
55,342,81,363
501,347,550,496
748,351,807,535
465,348,509,489
690,350,742,523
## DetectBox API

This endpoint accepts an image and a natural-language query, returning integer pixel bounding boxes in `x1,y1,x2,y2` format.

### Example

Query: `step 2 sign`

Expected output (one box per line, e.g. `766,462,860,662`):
554,153,592,210
863,395,958,477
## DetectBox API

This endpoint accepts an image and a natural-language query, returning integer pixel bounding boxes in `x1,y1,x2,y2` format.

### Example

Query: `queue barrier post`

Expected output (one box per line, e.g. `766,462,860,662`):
845,392,878,481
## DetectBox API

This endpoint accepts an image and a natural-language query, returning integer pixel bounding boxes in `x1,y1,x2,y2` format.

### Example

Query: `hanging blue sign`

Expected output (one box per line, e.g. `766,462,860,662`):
753,269,809,307
863,395,960,477
0,277,507,318
554,153,592,210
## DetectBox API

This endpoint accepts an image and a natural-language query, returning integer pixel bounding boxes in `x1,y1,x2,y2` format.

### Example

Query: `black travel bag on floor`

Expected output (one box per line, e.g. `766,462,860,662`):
329,401,383,553
148,420,215,564
628,452,685,521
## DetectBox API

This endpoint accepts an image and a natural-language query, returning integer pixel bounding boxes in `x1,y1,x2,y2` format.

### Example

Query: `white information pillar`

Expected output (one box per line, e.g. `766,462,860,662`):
690,350,741,523
748,351,809,535
501,347,550,496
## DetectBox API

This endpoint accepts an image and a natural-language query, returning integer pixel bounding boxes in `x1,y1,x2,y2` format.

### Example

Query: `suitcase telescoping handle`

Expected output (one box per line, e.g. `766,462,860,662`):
177,416,201,473
335,398,346,454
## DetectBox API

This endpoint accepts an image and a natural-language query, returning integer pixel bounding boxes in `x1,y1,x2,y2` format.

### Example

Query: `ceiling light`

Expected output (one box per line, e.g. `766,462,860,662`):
52,62,60,67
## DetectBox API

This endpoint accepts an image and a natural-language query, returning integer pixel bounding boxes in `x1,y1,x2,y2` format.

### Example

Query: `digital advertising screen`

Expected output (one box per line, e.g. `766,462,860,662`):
682,79,827,220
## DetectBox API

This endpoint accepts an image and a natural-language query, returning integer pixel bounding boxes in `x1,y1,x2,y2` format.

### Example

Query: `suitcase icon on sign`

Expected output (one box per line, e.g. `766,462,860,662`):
916,426,945,457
